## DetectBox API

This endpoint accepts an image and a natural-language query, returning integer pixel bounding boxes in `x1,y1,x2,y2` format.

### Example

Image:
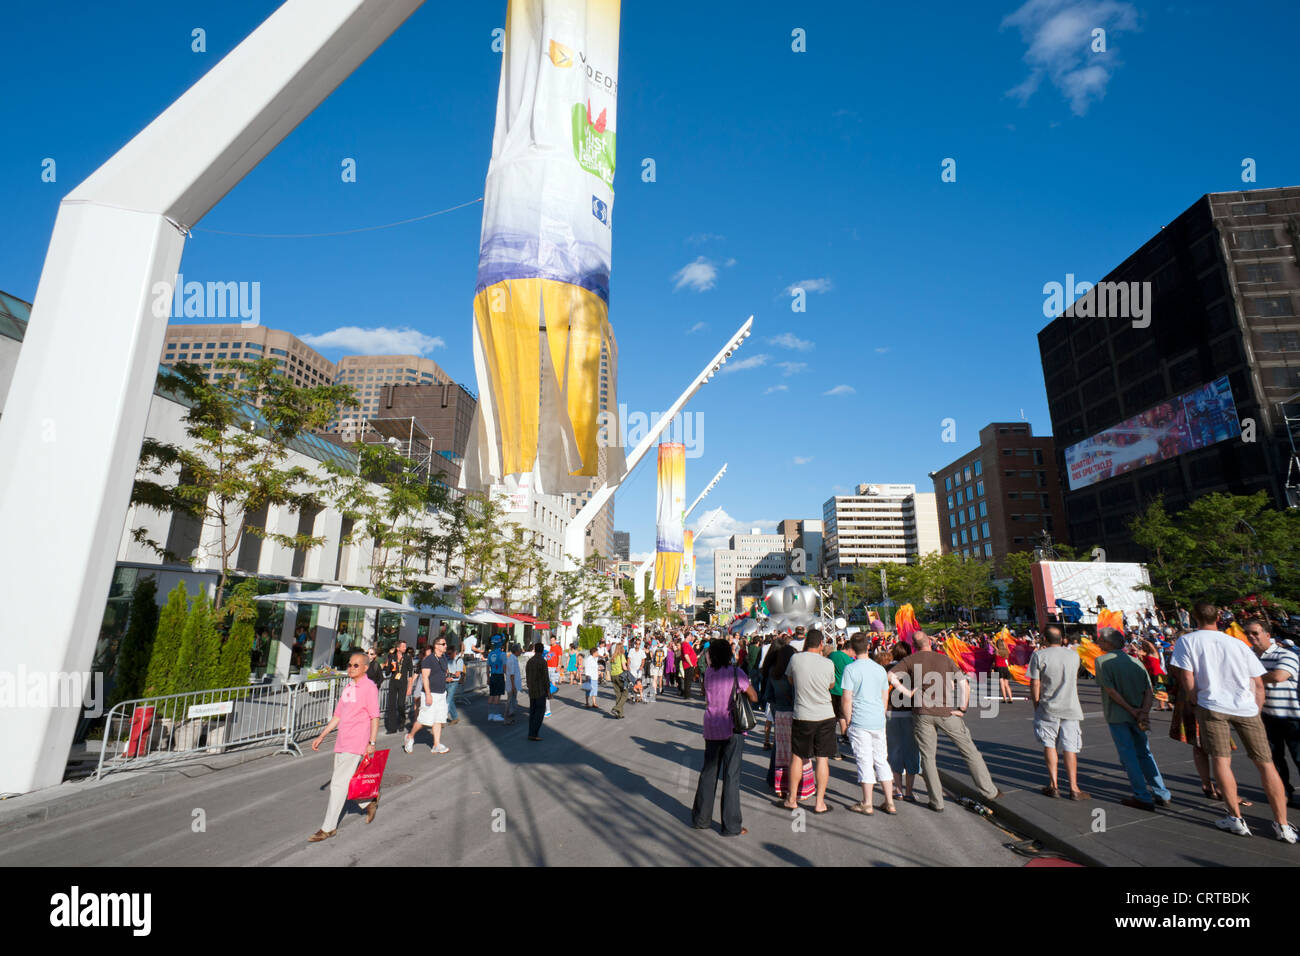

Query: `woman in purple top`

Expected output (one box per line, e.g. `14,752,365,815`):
691,639,758,837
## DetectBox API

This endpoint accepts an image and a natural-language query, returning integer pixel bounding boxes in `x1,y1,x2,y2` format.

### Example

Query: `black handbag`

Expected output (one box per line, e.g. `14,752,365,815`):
730,666,756,734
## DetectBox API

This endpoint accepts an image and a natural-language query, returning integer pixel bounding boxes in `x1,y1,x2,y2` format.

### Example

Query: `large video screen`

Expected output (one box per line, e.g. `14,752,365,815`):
1064,376,1240,491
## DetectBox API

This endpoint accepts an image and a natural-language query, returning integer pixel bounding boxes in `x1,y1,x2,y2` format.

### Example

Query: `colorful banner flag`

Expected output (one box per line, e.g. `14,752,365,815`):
653,443,685,590
895,604,919,650
676,529,695,606
461,0,625,492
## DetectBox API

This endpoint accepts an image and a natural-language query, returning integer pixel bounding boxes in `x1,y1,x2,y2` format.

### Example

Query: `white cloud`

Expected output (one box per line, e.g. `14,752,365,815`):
299,326,445,355
686,232,726,245
629,551,653,564
776,361,808,376
793,456,813,465
764,384,789,394
783,278,833,295
769,332,815,351
688,321,709,334
875,346,890,354
672,257,719,292
823,384,856,396
1001,0,1139,115
720,353,769,374
690,508,780,584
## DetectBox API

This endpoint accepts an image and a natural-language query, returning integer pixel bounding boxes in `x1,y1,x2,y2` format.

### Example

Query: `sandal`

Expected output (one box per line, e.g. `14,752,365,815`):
848,802,873,815
883,804,898,815
1041,784,1059,798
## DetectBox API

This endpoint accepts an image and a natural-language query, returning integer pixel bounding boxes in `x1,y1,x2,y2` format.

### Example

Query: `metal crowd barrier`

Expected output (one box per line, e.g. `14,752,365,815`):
94,675,349,780
95,665,488,780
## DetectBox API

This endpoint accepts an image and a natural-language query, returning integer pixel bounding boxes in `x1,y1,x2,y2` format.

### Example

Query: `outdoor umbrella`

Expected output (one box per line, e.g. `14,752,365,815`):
414,604,475,622
466,609,518,625
255,586,410,611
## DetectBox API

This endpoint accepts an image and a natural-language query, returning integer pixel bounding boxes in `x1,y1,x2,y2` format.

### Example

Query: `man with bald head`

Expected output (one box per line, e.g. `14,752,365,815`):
892,630,1001,812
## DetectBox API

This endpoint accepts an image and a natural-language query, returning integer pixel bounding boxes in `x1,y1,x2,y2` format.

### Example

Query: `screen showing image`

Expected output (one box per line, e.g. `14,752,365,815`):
1064,376,1239,491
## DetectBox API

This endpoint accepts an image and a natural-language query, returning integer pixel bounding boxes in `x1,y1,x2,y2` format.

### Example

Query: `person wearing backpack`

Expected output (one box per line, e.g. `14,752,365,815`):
691,639,758,836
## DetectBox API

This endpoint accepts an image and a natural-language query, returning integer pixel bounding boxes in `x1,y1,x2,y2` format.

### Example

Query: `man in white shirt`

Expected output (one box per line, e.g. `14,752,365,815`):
1170,602,1294,842
504,644,523,725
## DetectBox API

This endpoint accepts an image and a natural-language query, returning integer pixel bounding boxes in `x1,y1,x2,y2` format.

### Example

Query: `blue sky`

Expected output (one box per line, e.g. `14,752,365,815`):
4,0,1300,586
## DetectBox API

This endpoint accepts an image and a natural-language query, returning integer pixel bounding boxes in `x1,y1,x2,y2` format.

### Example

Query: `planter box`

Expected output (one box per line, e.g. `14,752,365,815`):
205,722,227,754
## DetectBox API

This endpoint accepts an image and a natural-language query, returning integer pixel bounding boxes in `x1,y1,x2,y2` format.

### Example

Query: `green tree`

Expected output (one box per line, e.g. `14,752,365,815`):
218,580,259,689
132,359,353,610
175,589,222,694
110,576,159,707
144,581,189,698
1129,494,1196,607
326,441,450,600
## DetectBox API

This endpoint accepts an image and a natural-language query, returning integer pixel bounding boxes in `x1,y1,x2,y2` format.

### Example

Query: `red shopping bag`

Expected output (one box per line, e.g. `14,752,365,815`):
347,749,389,801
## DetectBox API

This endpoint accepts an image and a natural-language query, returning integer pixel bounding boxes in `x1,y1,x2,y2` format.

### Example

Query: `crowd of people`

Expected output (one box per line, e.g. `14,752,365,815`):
305,602,1300,848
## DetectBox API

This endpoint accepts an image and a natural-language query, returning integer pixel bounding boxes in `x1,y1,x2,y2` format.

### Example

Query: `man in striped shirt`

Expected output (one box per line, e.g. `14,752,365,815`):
1246,618,1300,809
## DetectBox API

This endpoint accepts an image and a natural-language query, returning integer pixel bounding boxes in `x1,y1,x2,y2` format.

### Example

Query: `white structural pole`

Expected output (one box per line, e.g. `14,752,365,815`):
634,463,725,601
0,0,426,796
562,317,751,576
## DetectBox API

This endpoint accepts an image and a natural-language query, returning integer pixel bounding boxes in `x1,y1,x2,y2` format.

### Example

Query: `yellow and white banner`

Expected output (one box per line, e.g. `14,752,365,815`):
461,0,624,493
653,443,685,591
675,530,695,606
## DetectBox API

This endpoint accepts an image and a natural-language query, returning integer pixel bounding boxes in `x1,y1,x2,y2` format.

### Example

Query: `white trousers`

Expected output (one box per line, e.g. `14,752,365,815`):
322,751,372,833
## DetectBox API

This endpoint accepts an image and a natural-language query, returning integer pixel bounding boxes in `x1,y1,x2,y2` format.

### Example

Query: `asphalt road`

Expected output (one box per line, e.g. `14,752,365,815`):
1,680,1026,867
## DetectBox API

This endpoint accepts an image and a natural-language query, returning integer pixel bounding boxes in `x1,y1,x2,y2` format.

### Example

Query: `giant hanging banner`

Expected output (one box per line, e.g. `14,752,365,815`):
654,443,685,591
461,0,624,492
676,530,695,606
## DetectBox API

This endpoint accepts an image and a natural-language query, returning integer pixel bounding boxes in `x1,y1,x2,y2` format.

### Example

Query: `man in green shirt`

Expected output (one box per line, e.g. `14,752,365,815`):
829,637,857,759
1095,628,1171,811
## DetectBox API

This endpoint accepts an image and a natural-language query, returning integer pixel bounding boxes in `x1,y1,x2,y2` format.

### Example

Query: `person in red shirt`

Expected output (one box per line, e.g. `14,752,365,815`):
680,638,699,700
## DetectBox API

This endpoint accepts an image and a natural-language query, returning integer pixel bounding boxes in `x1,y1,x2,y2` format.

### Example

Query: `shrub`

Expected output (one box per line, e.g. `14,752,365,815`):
144,581,189,699
111,576,159,707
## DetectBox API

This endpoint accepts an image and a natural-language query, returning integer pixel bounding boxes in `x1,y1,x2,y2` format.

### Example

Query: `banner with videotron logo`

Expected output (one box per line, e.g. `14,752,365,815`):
676,530,695,606
654,443,685,592
461,0,624,493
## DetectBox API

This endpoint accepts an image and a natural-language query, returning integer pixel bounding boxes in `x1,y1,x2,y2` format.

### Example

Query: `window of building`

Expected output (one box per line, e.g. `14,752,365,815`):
271,348,288,357
949,515,956,528
960,529,968,545
1236,229,1276,250
984,542,993,557
1242,262,1283,284
1020,470,1032,479
1002,449,1012,457
981,521,990,539
945,477,952,491
206,342,216,348
1255,296,1295,317
947,495,953,509
1015,448,1029,457
179,343,189,349
1010,513,1021,522
951,532,958,548
1260,330,1300,352
975,481,984,497
1013,537,1024,545
952,471,961,486
1008,492,1018,500
963,466,971,481
973,459,982,476
204,352,214,359
1033,449,1044,465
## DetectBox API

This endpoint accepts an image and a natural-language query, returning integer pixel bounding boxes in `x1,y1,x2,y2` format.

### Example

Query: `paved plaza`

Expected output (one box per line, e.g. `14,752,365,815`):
0,681,1024,868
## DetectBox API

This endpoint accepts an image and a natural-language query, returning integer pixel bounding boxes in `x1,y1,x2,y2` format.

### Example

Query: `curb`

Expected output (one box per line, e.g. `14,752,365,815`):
0,746,288,838
938,769,1130,867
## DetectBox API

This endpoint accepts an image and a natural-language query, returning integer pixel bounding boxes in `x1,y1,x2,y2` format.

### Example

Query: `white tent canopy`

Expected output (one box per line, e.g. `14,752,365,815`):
413,604,475,622
255,586,411,612
466,609,517,625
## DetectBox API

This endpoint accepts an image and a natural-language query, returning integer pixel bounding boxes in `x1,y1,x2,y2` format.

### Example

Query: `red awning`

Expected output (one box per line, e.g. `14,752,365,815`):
509,613,545,626
559,620,572,626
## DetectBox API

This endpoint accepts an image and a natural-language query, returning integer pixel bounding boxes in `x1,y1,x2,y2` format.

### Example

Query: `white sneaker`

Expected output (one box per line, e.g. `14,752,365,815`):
487,714,503,722
544,710,552,718
1273,821,1298,844
1215,815,1251,837
434,744,450,754
402,736,413,754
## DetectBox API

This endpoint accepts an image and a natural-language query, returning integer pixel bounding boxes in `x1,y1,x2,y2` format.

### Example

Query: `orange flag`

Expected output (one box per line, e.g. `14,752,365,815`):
1225,621,1251,646
1008,664,1030,686
1096,609,1124,635
1076,637,1105,676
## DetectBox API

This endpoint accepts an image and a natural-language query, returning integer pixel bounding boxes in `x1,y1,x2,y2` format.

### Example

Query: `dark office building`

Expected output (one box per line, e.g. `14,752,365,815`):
377,381,477,469
1038,187,1300,561
612,530,630,561
931,423,1068,567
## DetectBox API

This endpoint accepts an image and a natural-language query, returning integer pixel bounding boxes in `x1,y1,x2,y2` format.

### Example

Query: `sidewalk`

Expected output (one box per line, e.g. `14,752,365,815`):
934,679,1300,866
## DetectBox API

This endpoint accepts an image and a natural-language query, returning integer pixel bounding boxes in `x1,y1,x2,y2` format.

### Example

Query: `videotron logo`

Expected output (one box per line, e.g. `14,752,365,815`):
549,39,573,67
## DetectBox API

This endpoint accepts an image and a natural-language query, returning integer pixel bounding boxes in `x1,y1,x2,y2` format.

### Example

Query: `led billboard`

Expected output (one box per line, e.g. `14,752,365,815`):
1064,377,1240,491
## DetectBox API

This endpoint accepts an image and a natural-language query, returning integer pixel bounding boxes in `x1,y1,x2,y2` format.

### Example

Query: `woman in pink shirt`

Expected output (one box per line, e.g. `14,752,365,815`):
309,650,381,843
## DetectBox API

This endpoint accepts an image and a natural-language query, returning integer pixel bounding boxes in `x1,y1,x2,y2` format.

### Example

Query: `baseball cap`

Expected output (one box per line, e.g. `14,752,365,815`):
491,635,503,646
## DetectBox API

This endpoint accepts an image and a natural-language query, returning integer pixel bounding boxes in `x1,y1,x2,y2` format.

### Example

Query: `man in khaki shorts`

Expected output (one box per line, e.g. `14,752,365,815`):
1170,602,1295,842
